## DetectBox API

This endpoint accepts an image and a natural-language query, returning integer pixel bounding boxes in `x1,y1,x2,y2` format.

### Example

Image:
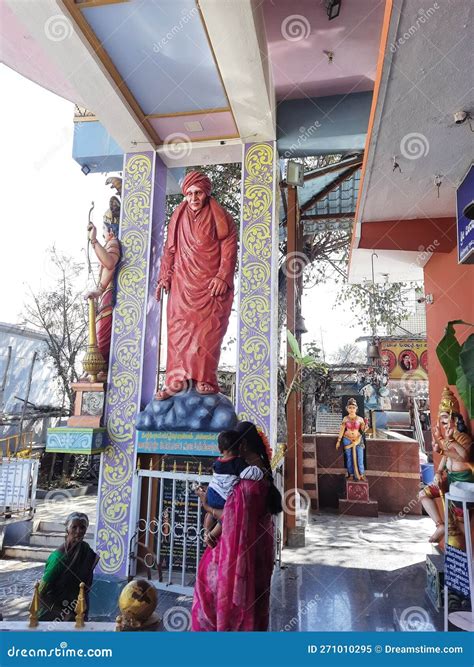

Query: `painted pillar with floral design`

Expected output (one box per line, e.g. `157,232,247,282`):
235,142,279,446
95,152,166,578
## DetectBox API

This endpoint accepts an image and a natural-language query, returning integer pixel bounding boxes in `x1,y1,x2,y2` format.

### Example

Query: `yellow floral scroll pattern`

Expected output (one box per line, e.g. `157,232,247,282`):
96,153,152,575
237,143,275,435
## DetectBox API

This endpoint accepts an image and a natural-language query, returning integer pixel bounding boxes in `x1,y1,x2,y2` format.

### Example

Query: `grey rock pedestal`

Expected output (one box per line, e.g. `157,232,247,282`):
136,385,238,432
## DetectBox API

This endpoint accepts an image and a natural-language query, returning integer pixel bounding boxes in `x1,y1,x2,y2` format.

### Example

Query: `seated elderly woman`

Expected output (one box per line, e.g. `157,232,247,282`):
38,512,99,622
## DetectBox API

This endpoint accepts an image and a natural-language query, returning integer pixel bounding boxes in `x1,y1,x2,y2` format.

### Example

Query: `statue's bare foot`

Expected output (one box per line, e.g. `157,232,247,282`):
96,371,107,382
155,381,186,401
196,381,218,395
429,523,445,543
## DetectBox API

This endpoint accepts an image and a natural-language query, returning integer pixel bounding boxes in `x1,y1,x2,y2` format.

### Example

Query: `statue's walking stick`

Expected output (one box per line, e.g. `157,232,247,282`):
155,286,164,393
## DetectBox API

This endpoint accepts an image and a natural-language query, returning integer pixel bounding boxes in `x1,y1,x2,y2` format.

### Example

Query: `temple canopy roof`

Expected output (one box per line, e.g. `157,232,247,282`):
2,0,385,169
349,0,472,285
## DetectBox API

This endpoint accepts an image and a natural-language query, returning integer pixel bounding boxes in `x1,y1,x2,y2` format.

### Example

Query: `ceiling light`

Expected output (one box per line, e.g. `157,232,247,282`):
184,120,203,132
326,0,342,20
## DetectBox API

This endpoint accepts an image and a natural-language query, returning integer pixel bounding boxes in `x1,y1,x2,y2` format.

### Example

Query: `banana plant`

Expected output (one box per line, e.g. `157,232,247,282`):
285,330,326,405
436,320,474,418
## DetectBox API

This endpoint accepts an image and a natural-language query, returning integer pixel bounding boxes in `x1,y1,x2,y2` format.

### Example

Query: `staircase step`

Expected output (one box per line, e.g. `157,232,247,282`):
30,531,94,548
37,520,96,534
3,545,53,562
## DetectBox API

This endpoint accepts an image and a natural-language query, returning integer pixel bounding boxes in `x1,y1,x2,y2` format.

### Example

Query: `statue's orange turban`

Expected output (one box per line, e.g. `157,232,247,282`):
181,171,212,197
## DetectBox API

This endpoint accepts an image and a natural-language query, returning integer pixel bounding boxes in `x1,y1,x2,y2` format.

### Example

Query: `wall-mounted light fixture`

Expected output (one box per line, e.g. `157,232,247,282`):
326,0,342,20
286,160,304,187
417,293,434,305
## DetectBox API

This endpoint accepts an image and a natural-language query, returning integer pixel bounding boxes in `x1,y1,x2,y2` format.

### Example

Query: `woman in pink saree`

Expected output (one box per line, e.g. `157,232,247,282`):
192,422,282,632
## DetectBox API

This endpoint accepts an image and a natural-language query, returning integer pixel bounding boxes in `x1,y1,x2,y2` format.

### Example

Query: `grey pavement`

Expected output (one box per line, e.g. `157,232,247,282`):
0,510,440,630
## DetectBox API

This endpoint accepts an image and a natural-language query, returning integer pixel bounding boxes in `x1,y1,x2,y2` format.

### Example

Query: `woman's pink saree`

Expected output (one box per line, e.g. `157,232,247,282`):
192,479,274,631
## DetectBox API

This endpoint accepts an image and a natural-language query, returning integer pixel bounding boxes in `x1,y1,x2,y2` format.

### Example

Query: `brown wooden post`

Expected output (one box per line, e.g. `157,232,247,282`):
286,185,298,533
295,204,304,494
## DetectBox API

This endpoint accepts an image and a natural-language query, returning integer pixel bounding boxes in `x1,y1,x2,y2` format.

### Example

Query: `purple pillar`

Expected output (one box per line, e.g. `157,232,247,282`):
235,142,279,446
95,152,166,577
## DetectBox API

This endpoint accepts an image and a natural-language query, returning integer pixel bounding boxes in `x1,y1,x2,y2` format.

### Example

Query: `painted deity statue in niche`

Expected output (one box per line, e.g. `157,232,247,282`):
155,171,237,400
84,178,122,380
419,387,473,546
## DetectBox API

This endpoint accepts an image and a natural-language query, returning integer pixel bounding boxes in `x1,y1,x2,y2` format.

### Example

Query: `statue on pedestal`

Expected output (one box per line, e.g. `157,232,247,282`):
83,181,122,380
155,171,237,400
136,171,238,432
336,398,368,481
419,387,473,544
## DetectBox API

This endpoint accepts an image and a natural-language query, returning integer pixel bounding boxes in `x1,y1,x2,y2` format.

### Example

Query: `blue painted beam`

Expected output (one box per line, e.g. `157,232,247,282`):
277,91,372,158
72,119,184,193
72,119,124,173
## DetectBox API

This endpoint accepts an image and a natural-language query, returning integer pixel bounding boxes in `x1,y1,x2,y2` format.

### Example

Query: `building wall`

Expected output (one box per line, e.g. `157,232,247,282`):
0,326,60,421
424,248,474,431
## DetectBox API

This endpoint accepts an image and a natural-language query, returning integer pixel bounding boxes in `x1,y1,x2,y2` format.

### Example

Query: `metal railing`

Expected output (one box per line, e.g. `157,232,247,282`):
130,449,286,594
412,399,426,454
0,432,34,459
0,457,39,523
130,468,212,595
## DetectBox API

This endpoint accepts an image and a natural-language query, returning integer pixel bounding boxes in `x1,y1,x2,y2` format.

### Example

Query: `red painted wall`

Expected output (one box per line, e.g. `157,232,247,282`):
424,247,474,432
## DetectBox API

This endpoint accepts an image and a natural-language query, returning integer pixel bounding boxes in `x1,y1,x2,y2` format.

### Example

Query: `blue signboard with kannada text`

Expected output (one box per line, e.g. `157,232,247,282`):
137,430,220,456
445,544,470,598
456,163,474,264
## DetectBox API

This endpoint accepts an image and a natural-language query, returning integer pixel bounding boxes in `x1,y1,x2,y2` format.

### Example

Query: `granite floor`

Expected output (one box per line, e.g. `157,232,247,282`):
0,511,443,631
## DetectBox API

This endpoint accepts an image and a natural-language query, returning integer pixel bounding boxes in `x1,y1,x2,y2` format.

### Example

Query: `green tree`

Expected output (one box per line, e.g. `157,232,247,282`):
22,248,88,411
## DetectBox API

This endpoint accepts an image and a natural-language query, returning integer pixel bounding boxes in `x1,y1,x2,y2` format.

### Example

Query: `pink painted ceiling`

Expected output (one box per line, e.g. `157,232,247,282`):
0,3,86,106
148,111,237,143
262,0,386,101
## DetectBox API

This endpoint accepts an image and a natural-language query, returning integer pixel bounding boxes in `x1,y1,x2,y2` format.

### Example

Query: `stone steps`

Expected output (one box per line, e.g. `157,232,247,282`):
3,544,53,562
30,531,94,549
3,519,96,561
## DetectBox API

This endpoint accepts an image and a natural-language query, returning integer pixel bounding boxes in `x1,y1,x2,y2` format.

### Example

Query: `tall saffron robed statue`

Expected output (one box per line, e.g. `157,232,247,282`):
136,171,238,432
155,171,237,399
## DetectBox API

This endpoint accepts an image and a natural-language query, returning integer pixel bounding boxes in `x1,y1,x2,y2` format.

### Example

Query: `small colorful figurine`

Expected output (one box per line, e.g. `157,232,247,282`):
336,398,368,481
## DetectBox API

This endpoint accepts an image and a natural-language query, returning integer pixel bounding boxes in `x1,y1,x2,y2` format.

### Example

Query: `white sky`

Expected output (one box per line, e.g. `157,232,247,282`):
0,65,366,364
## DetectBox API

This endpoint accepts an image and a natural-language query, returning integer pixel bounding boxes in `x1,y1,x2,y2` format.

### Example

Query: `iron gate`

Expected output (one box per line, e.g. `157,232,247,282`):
130,450,285,594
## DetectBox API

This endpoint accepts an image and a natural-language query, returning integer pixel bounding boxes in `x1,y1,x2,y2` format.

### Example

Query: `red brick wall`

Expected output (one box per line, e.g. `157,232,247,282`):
303,434,421,514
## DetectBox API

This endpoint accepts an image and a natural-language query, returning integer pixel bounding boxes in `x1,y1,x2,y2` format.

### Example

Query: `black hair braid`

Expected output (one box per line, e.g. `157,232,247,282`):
253,432,283,516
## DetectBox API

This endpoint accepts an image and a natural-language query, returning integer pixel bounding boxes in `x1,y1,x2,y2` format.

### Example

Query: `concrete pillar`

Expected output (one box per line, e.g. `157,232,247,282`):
95,152,166,579
235,142,279,446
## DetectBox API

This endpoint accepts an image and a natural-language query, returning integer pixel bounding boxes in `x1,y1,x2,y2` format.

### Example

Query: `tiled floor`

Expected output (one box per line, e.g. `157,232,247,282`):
0,510,443,631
